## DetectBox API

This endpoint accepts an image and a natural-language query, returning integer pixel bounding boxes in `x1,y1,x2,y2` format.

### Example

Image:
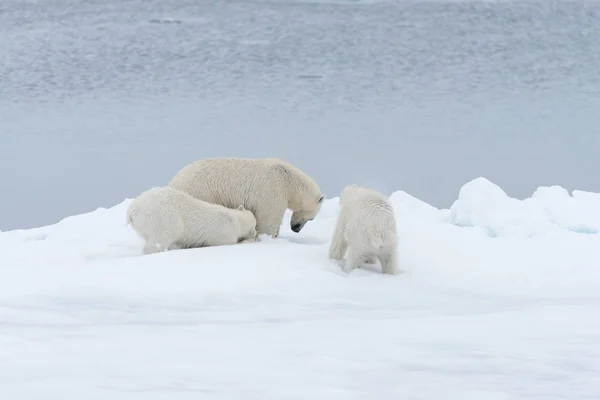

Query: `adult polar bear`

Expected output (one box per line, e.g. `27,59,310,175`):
168,157,325,238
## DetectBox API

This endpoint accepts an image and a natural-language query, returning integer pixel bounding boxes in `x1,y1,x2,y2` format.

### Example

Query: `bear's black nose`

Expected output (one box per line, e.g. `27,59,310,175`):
291,223,302,233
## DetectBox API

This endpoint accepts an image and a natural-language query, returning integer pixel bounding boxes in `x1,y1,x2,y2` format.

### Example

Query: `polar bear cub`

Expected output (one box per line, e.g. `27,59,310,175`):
328,184,399,274
126,186,257,254
168,157,325,238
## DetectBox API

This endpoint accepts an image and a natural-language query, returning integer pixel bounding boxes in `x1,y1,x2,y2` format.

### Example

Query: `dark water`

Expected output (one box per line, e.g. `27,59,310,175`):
1,0,599,230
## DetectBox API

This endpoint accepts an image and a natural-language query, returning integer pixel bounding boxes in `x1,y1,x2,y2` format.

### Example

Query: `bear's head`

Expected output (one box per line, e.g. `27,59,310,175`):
290,193,325,233
237,205,258,239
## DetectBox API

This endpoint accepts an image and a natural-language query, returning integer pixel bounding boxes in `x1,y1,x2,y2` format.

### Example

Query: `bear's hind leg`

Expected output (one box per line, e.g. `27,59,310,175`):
342,247,363,273
328,220,347,260
143,239,166,254
329,238,348,261
378,246,399,275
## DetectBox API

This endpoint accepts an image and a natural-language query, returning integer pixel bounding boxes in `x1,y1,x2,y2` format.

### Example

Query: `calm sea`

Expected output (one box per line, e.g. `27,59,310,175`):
1,0,599,230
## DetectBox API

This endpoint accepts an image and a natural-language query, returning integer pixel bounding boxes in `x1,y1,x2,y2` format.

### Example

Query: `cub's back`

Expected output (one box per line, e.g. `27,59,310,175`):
129,186,202,215
341,187,396,229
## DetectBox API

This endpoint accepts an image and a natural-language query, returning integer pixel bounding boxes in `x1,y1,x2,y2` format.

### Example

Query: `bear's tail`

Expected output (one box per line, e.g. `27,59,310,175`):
125,212,133,226
369,235,384,250
366,225,385,249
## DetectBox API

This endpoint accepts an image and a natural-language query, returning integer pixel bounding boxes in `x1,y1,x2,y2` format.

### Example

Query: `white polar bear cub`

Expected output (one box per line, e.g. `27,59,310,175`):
328,184,399,274
168,157,325,238
126,186,257,254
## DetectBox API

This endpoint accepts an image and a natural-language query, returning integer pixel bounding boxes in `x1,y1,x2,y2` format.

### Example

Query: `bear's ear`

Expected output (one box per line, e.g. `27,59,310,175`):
237,205,246,211
318,194,325,203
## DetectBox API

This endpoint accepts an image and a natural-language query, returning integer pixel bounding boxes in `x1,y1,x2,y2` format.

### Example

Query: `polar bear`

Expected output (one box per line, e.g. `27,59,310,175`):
168,157,325,238
328,184,399,274
126,186,257,254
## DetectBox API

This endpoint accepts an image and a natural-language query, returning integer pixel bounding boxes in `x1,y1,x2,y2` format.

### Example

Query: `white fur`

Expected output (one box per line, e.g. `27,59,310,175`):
126,186,257,254
168,157,325,237
328,184,399,274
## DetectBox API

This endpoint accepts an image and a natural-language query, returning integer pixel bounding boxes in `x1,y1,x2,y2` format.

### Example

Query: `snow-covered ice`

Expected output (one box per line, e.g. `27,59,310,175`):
1,177,599,399
448,177,600,237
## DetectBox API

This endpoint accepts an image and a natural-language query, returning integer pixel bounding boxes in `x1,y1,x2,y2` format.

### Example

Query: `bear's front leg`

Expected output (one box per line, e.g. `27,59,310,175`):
257,222,280,238
255,208,284,238
239,236,260,244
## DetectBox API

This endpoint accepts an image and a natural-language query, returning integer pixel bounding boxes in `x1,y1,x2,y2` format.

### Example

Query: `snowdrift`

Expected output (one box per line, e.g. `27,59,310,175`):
1,177,599,399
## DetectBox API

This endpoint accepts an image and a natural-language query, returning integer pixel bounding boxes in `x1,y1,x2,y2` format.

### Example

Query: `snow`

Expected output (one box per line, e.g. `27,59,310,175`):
1,178,600,399
448,177,600,237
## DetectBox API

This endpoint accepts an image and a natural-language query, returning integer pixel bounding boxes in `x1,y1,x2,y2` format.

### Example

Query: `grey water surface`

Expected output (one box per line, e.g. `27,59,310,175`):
1,0,599,230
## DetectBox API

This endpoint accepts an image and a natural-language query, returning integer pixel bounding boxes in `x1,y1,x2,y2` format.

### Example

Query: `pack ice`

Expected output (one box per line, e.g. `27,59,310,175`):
1,177,599,400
